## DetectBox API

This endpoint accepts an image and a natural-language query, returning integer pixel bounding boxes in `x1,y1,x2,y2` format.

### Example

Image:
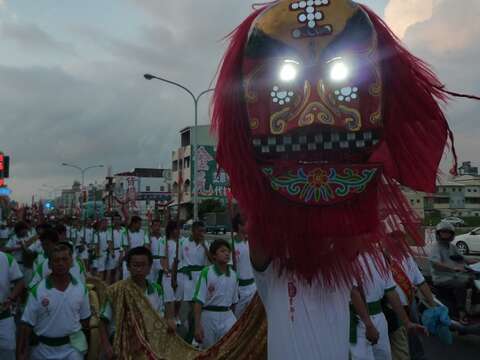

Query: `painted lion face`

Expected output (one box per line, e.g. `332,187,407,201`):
243,0,383,205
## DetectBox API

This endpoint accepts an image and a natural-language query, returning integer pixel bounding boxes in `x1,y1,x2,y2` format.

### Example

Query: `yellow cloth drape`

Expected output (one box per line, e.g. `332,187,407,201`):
105,279,267,360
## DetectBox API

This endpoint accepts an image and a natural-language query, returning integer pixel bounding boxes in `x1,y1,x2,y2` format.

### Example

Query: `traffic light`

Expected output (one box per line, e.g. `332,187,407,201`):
0,154,9,178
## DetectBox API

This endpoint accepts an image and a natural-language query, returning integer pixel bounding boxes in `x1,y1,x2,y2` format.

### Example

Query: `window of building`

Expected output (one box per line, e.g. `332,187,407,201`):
416,199,421,204
184,156,190,169
146,186,151,192
410,199,414,205
145,200,150,206
160,186,165,192
172,161,178,172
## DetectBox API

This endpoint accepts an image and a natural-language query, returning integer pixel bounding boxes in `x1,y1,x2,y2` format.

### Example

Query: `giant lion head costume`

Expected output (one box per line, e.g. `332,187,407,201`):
212,0,456,283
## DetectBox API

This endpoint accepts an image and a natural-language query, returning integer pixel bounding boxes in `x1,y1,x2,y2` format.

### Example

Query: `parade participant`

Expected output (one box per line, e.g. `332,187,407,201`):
178,221,210,343
29,230,86,287
193,239,239,349
17,243,91,360
231,214,256,318
94,218,110,281
107,214,124,283
0,251,25,360
147,219,166,284
99,246,176,360
211,0,457,358
382,216,435,360
429,221,475,325
121,216,149,279
3,221,30,271
350,253,426,360
165,221,182,316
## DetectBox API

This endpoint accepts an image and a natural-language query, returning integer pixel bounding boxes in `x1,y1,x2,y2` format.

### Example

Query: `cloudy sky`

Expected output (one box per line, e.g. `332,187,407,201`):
0,0,478,203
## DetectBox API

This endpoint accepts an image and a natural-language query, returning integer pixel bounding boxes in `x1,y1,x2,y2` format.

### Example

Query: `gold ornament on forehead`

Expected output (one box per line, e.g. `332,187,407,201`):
255,0,358,60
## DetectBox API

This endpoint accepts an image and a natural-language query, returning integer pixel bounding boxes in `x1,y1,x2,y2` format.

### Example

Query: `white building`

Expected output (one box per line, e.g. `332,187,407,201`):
113,168,172,219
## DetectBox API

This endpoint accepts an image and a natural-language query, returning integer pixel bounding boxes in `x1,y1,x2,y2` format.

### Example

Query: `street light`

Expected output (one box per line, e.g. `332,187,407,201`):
144,73,214,221
61,163,104,238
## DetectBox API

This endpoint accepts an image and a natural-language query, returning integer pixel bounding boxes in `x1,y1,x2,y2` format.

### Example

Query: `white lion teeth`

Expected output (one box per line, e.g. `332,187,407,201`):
252,130,380,153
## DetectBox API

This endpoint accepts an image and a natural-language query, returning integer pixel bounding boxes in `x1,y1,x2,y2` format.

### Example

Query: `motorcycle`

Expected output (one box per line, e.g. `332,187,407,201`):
417,259,480,336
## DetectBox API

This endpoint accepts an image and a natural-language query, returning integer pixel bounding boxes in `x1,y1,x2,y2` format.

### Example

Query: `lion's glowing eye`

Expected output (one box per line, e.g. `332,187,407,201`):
330,60,349,82
279,59,300,82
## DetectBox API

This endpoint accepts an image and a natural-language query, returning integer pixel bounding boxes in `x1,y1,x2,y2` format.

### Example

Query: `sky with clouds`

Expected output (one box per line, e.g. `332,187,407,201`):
0,0,478,203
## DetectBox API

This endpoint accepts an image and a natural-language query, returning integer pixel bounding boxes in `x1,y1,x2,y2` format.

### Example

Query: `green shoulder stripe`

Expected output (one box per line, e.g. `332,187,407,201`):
193,266,210,301
5,253,14,267
77,259,86,274
29,283,40,300
152,282,164,297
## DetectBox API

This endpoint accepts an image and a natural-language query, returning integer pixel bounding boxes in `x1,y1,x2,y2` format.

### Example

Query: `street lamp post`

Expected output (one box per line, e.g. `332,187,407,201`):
144,73,214,222
61,163,104,241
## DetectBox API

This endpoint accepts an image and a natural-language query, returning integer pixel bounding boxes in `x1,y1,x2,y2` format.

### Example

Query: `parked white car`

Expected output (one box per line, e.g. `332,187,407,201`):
441,216,466,227
453,227,480,255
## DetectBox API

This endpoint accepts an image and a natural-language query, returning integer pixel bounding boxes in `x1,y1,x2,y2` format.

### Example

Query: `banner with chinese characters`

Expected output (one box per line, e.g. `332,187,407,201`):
191,145,230,201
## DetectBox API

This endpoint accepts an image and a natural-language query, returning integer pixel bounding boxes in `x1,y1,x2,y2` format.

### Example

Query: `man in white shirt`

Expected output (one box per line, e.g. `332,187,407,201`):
178,221,210,343
121,216,149,279
231,214,256,318
147,219,166,284
193,239,239,349
350,252,427,360
29,229,86,288
3,221,30,272
17,243,91,360
106,214,124,283
99,246,175,360
93,218,110,280
0,251,25,360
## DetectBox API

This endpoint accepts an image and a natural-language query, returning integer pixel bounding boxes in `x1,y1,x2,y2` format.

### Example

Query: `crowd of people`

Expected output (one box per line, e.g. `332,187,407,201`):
0,213,476,359
0,213,256,359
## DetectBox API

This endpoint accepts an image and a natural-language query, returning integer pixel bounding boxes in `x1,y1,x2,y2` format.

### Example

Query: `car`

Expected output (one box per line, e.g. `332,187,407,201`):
205,225,227,235
453,227,480,255
441,216,466,227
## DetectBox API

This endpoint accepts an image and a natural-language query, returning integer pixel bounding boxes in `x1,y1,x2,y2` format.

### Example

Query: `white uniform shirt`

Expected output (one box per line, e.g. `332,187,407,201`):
254,263,351,360
149,235,166,270
30,254,86,288
193,265,239,307
122,230,148,249
167,239,177,269
357,254,396,303
234,240,254,281
21,275,91,359
94,231,110,255
0,252,23,302
5,235,27,264
28,240,43,255
179,238,208,269
395,255,425,306
111,229,123,252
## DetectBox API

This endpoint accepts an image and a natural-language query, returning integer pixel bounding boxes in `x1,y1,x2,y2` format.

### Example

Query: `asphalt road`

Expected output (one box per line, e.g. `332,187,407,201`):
422,333,480,359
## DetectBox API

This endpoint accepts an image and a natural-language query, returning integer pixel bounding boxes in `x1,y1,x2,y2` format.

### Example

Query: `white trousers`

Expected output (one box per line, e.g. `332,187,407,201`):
31,344,84,360
234,284,256,319
182,271,202,302
200,310,236,349
350,313,392,360
0,317,15,360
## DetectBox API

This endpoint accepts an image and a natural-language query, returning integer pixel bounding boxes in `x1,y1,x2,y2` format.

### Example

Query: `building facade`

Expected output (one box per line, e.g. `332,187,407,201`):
171,126,229,220
112,168,172,220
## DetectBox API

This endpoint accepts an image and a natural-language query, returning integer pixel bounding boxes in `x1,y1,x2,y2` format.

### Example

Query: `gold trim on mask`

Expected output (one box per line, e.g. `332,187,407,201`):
254,0,358,61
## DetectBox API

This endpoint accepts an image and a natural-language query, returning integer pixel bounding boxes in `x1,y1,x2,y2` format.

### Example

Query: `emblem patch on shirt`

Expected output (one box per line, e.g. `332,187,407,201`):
208,284,216,295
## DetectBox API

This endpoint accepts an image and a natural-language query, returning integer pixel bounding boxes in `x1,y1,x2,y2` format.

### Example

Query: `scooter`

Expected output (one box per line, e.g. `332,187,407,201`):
417,261,480,336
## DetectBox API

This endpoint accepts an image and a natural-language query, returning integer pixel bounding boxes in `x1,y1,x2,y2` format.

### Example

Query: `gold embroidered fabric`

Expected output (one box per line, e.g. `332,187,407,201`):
105,279,267,360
